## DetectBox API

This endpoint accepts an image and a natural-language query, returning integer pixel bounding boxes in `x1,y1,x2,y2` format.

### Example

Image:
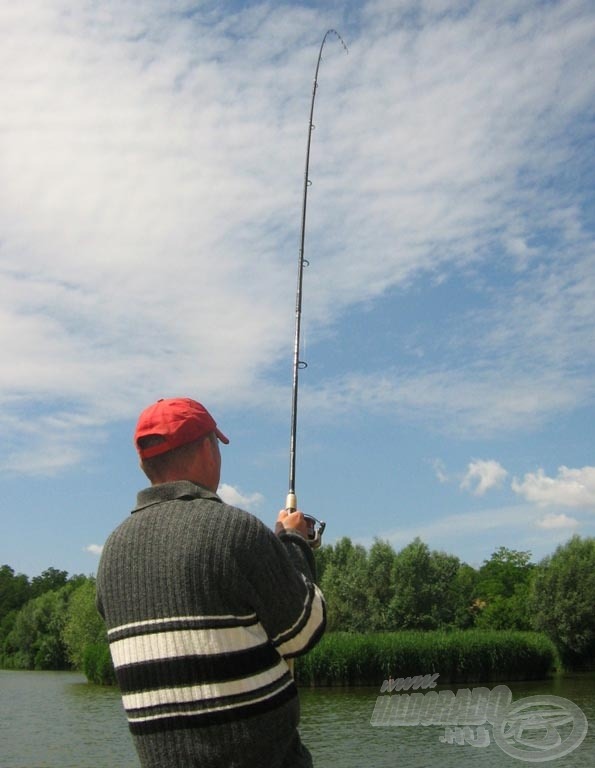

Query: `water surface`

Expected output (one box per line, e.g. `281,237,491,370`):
1,670,593,767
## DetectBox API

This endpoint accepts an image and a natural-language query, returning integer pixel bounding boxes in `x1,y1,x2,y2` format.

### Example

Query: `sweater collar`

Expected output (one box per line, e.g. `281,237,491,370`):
133,480,222,513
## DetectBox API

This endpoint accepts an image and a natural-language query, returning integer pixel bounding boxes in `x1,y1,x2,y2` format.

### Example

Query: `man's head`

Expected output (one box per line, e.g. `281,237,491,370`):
134,398,229,488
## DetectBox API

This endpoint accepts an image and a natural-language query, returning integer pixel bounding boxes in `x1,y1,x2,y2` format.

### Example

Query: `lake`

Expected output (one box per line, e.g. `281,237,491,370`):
0,670,593,767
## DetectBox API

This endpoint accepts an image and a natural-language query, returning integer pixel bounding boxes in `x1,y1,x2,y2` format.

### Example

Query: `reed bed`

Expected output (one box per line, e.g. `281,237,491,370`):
295,630,558,686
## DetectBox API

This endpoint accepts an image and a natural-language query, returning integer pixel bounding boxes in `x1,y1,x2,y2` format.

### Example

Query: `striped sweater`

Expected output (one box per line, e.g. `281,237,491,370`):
96,481,326,768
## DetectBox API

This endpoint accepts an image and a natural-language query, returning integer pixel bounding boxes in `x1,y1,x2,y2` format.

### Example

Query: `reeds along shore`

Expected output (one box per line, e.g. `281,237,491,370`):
295,630,558,687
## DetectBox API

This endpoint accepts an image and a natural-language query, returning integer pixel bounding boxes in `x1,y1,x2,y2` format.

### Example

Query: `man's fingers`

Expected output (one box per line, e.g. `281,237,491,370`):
275,509,308,538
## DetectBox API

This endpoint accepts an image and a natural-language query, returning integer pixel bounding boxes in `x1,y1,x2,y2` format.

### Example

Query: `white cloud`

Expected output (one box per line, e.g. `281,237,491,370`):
512,466,595,508
0,0,594,469
306,370,589,436
536,514,579,530
218,483,264,512
363,502,591,566
461,460,508,496
432,459,449,484
366,504,538,566
84,544,103,556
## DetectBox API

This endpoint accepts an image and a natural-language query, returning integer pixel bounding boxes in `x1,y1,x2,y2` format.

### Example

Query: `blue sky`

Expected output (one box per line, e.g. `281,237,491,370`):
1,0,594,578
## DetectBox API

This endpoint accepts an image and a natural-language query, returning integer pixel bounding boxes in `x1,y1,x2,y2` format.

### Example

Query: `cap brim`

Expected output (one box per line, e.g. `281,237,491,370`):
215,427,230,445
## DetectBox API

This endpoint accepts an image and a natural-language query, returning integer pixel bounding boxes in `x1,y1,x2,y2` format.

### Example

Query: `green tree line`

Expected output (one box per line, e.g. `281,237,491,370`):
0,566,113,682
315,534,595,668
1,535,594,681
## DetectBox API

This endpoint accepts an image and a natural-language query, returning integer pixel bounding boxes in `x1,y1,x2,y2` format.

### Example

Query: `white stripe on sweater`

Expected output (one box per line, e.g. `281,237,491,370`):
275,584,325,657
110,622,268,668
107,613,257,638
127,677,295,724
122,658,289,711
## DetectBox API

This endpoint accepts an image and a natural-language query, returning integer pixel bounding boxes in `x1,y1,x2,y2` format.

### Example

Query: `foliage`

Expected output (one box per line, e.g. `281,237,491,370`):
30,568,70,598
0,565,30,618
63,579,108,669
3,588,70,669
83,643,116,685
0,569,113,681
476,547,533,598
319,538,371,631
312,536,593,670
390,539,462,629
295,630,557,686
319,537,475,632
2,535,593,681
451,564,479,629
473,547,535,631
531,536,595,669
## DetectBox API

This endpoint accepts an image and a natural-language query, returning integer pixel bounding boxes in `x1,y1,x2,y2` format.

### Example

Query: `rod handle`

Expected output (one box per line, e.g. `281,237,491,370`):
285,490,297,679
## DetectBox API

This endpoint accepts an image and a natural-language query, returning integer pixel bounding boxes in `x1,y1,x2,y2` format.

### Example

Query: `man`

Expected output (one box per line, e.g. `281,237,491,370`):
96,397,326,768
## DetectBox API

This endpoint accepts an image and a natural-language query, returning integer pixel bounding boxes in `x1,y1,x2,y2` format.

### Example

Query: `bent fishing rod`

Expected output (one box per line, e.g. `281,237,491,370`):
285,29,348,548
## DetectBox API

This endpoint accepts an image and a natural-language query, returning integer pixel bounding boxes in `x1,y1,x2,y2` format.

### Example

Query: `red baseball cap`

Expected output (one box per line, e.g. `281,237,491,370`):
134,398,229,459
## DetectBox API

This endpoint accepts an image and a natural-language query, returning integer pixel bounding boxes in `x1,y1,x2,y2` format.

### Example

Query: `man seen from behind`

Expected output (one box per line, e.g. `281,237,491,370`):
96,397,326,768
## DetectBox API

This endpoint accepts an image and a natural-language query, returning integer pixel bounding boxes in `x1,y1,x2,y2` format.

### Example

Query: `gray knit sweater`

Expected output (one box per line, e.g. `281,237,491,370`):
96,481,325,768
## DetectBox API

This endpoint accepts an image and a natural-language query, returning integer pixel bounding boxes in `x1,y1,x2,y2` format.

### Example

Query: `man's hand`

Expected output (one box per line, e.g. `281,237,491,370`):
275,509,309,539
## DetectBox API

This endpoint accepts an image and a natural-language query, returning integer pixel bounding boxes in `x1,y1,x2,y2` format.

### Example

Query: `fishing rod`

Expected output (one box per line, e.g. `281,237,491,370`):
285,29,348,548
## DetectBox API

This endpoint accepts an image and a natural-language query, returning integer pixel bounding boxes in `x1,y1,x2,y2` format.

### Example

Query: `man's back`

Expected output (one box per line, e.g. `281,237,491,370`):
97,480,325,768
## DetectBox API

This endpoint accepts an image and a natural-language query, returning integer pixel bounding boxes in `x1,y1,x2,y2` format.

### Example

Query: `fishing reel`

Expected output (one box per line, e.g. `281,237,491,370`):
303,514,326,549
285,493,326,549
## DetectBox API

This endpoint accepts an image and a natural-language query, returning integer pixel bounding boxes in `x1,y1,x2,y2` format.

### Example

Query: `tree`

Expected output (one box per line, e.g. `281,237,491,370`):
451,563,479,629
63,578,107,669
389,538,432,628
389,539,462,630
476,547,533,598
0,565,30,621
4,588,70,669
366,539,398,630
319,538,371,631
313,544,334,584
532,536,595,668
473,547,534,630
30,568,69,598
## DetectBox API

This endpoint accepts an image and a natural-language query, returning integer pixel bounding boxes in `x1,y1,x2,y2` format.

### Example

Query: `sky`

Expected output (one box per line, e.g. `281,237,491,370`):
1,0,594,578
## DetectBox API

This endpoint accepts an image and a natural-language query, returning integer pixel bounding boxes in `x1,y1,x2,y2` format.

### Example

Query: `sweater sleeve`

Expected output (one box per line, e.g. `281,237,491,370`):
241,522,326,659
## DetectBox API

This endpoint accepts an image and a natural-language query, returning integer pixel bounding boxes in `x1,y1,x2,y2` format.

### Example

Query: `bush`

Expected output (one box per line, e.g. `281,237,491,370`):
295,630,557,686
62,579,107,669
83,642,116,685
3,589,70,669
532,536,595,669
